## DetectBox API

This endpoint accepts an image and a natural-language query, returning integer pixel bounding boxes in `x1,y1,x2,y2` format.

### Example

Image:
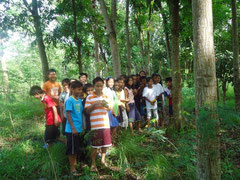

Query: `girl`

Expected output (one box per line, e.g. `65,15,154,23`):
103,77,119,139
125,77,142,134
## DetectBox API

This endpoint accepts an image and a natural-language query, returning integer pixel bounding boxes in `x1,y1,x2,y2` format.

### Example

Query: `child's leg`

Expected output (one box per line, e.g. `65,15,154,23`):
129,122,134,134
146,109,151,127
69,154,77,172
91,148,98,168
101,147,107,164
112,126,118,138
154,109,159,127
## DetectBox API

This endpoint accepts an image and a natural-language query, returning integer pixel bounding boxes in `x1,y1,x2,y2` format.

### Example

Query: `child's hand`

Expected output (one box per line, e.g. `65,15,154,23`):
72,127,78,135
94,101,103,107
54,119,60,127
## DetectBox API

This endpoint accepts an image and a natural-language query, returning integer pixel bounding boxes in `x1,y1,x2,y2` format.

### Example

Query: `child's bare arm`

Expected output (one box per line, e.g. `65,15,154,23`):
85,101,102,114
59,102,65,122
66,111,78,135
52,106,60,127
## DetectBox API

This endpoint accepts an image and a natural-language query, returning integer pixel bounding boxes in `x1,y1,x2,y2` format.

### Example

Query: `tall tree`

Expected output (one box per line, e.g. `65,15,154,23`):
98,0,121,77
231,0,240,111
23,0,49,82
192,0,221,179
169,0,182,130
146,0,153,75
71,0,83,74
0,40,8,96
125,0,131,75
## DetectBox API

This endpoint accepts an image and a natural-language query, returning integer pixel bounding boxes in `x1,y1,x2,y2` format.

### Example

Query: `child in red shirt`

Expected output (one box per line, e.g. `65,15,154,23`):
30,85,61,146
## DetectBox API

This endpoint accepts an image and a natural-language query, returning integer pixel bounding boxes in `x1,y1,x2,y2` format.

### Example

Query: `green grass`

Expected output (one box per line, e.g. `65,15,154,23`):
0,87,240,179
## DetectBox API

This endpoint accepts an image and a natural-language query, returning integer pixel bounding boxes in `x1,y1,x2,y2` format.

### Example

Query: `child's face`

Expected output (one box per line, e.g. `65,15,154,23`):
148,79,153,87
166,81,172,88
62,82,69,92
34,94,42,99
86,87,94,95
71,87,83,97
153,76,158,84
107,78,114,88
157,76,161,83
48,72,57,82
114,82,120,91
141,79,146,86
128,78,133,86
132,76,137,85
94,81,104,93
80,75,87,84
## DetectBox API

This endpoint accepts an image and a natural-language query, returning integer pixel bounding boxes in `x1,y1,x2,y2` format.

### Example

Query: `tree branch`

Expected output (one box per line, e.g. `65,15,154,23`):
22,0,33,14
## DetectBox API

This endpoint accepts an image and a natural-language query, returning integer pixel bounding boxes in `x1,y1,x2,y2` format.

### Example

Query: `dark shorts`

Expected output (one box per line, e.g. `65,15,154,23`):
91,129,112,148
66,133,84,155
44,125,60,143
169,105,173,115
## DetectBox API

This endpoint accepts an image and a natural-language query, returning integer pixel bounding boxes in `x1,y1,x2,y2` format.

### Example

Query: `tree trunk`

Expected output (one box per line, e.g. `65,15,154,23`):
169,0,182,130
222,80,227,104
125,0,131,75
231,0,240,111
31,0,49,82
99,0,121,77
72,0,82,75
132,1,146,73
147,1,153,75
94,38,100,76
0,41,8,95
192,0,221,179
157,0,171,76
217,79,220,102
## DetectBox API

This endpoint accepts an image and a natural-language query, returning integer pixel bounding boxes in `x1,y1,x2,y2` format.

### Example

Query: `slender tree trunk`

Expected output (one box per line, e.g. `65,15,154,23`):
31,0,49,82
125,0,131,75
99,44,108,64
147,1,153,75
132,1,146,73
157,0,171,75
217,79,220,102
169,0,182,130
94,38,100,76
192,0,221,179
99,0,121,77
0,41,8,95
231,0,240,111
72,0,82,74
222,80,227,104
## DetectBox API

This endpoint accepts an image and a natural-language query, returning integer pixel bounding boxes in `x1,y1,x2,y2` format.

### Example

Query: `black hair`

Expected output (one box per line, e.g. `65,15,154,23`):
83,83,93,93
140,76,147,81
125,76,133,89
146,77,153,83
151,73,158,78
48,69,56,75
70,80,83,89
93,77,104,85
79,73,88,79
165,77,172,82
30,86,44,96
156,74,163,85
120,74,127,80
139,70,146,76
61,78,70,86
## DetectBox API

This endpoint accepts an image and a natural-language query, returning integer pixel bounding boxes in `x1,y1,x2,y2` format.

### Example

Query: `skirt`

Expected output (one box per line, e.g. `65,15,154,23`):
128,103,142,123
108,111,119,127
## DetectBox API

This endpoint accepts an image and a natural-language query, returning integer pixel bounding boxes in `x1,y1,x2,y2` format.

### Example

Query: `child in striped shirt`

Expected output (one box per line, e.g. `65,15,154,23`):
84,77,112,172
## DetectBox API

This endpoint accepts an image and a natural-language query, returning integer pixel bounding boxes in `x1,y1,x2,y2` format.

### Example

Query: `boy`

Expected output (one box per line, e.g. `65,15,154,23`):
84,77,112,172
59,78,70,135
42,69,62,114
142,77,159,128
30,86,61,146
65,80,84,176
79,73,88,85
165,77,173,116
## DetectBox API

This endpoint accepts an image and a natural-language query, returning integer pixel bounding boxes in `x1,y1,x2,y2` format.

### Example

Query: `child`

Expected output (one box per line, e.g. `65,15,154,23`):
164,77,173,116
84,77,112,172
30,86,61,146
142,77,159,128
125,77,142,134
103,77,119,139
59,78,70,135
65,80,84,176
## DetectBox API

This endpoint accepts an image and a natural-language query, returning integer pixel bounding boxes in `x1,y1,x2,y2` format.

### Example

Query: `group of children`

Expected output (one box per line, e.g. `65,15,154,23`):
29,69,173,176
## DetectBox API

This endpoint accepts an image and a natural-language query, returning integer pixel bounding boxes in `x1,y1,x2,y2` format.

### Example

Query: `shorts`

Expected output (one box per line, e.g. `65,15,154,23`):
91,129,112,148
139,104,146,116
44,125,60,143
66,133,84,155
169,105,173,115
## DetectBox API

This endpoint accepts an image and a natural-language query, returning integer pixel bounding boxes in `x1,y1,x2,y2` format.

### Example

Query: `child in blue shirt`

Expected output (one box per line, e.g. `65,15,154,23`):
65,80,84,176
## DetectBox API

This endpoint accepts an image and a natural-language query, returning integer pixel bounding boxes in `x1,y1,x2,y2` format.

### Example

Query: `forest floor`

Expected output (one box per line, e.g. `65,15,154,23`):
0,87,240,179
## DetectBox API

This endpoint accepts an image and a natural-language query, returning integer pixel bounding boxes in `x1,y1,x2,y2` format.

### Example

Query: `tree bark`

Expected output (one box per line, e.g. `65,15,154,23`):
72,0,83,75
157,0,171,75
94,38,100,76
231,0,240,111
147,1,153,75
192,0,221,179
222,80,226,104
125,0,131,75
169,0,182,130
98,0,121,77
30,0,49,82
132,0,146,73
